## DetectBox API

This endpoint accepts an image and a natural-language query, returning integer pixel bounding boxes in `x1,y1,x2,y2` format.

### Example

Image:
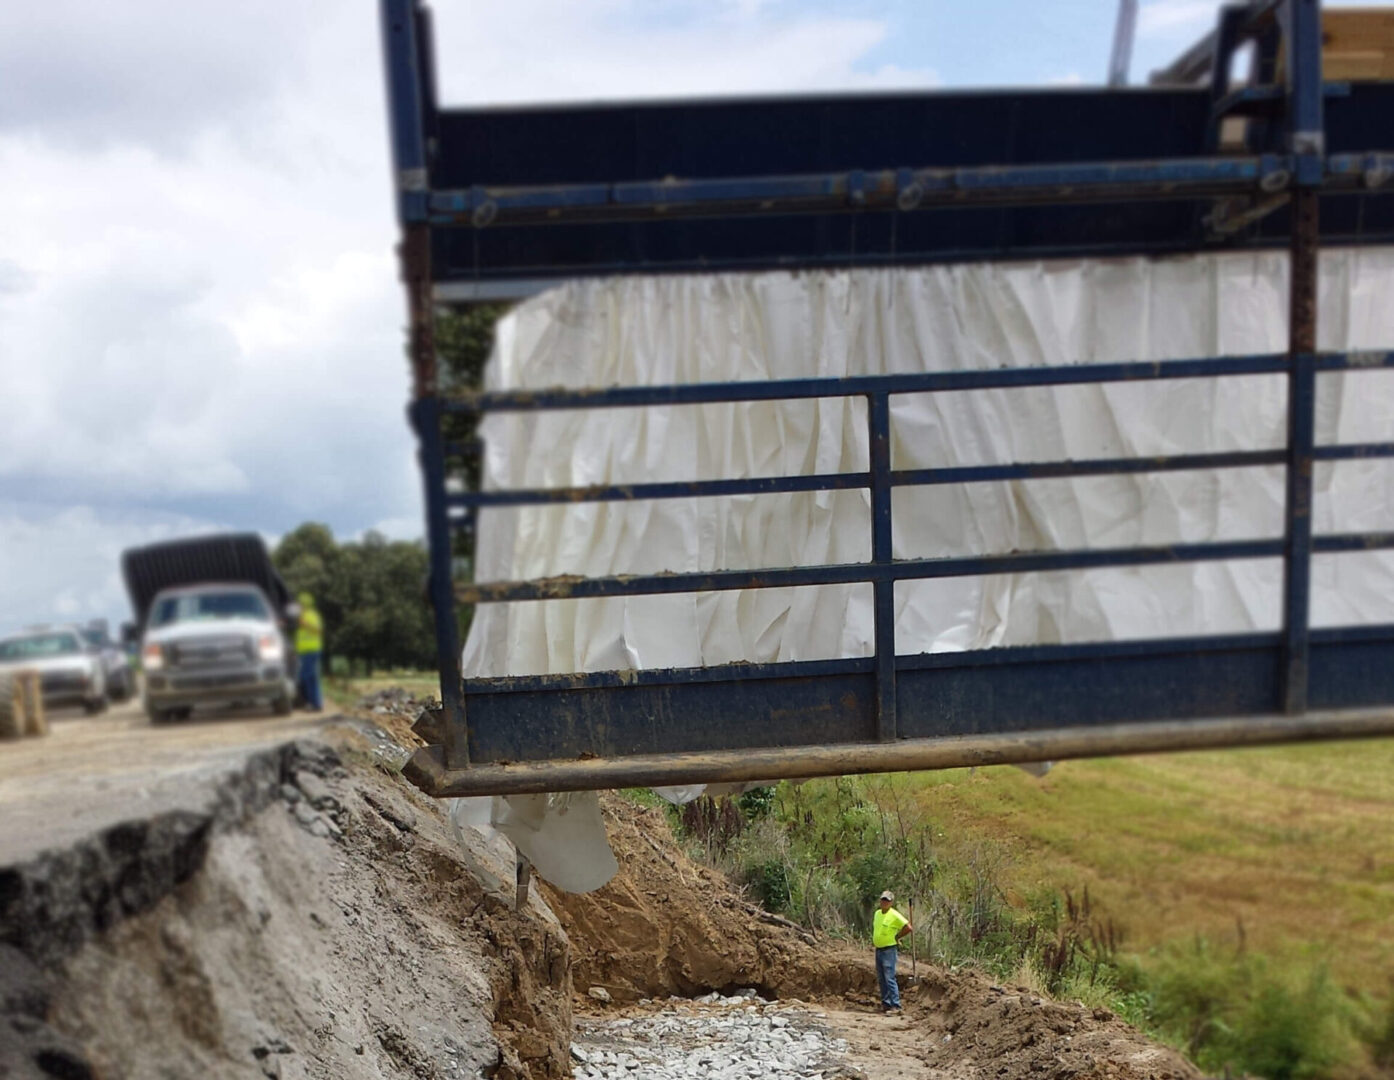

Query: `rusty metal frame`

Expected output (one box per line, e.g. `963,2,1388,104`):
381,0,1394,796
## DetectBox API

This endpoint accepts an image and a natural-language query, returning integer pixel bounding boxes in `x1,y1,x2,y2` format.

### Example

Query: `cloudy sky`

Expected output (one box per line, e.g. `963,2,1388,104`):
0,0,1309,634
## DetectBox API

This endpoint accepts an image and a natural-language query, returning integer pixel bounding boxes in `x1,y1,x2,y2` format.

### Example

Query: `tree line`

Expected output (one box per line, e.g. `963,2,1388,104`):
272,524,437,674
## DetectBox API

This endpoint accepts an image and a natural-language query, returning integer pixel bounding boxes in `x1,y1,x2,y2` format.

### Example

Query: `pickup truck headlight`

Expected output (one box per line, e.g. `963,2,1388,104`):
257,634,282,662
142,643,164,671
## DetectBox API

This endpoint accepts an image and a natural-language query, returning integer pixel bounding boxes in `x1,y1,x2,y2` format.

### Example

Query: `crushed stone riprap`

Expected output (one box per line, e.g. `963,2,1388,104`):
571,993,862,1080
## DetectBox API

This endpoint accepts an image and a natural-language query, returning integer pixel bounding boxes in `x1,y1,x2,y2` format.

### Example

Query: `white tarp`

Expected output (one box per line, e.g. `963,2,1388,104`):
464,249,1394,679
454,250,1394,891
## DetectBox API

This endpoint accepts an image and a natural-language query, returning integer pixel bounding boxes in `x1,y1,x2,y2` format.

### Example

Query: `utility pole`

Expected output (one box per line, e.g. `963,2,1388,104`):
1109,0,1139,86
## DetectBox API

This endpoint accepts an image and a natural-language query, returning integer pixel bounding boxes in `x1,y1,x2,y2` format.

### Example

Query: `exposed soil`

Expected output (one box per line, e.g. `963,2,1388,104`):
546,795,1199,1080
2,702,1200,1080
1,734,571,1080
823,973,1197,1080
539,796,875,1005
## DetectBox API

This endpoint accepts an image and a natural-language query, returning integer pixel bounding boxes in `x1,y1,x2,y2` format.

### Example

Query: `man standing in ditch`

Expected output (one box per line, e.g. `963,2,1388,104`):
873,890,912,1013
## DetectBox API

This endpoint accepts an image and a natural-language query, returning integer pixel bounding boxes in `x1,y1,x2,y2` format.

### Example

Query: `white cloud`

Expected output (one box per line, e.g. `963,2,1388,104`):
366,517,425,543
1,0,933,631
0,0,313,152
0,503,234,637
429,0,936,102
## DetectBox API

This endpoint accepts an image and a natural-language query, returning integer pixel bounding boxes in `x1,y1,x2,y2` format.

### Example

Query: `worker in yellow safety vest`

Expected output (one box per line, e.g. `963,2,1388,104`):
872,890,912,1012
295,592,324,712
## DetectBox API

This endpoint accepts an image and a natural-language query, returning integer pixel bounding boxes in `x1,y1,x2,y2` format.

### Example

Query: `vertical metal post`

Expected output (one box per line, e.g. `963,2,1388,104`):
1280,0,1323,714
384,1,466,766
868,393,897,741
414,396,469,767
401,222,466,764
1285,0,1325,184
1282,193,1318,715
379,0,430,225
1107,0,1138,87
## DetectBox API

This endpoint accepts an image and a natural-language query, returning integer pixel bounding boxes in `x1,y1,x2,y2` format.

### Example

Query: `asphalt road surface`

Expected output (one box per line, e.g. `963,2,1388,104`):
0,695,325,865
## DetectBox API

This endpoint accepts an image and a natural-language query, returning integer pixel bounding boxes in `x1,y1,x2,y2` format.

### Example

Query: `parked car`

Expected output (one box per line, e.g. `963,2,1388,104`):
0,625,108,714
123,535,297,724
81,620,133,703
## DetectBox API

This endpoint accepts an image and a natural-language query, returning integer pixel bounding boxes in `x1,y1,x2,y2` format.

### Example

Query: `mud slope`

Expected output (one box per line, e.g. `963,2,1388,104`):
539,795,876,1004
0,738,570,1080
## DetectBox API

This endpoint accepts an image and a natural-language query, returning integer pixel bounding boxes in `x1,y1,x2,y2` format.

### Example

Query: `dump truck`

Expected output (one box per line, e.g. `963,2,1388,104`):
122,534,297,723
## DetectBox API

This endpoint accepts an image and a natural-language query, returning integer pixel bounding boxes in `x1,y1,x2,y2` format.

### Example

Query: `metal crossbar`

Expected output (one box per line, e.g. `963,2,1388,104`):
421,152,1394,229
381,0,1394,795
440,349,1394,608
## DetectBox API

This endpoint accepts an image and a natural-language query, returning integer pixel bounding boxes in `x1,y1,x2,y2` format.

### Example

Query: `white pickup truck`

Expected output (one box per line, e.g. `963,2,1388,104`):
123,535,299,724
0,625,108,714
139,582,295,723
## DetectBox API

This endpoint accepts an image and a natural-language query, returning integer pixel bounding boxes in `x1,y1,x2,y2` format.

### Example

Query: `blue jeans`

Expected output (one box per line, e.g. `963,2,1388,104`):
875,946,901,1009
297,651,322,710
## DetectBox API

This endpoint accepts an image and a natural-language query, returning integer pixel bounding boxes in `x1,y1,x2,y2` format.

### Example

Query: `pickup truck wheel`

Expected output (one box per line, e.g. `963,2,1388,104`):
108,672,132,703
272,694,293,717
83,695,108,716
146,702,171,724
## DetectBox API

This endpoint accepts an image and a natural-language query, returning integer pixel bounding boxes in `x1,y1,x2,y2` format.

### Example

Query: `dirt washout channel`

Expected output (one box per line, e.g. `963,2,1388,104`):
1,725,1197,1080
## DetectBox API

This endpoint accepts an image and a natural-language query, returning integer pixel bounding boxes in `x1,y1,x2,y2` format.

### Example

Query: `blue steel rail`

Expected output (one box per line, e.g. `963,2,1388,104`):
379,0,1394,797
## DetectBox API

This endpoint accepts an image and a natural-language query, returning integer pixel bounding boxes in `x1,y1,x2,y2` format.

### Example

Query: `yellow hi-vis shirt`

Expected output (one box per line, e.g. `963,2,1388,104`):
296,608,323,654
873,906,908,948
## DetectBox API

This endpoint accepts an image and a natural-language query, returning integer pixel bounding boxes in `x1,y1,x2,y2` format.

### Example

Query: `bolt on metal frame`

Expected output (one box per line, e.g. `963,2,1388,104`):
380,0,1394,797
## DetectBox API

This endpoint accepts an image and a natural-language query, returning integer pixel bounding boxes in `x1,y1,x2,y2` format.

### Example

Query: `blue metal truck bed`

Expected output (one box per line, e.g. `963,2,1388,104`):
380,0,1394,798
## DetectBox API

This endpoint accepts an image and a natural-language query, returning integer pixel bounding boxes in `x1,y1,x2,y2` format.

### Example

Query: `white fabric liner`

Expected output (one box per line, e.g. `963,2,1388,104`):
464,249,1394,679
449,791,618,894
454,250,1394,890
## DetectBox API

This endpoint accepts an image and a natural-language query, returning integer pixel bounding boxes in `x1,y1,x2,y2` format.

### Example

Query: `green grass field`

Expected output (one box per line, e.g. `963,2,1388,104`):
857,739,1394,997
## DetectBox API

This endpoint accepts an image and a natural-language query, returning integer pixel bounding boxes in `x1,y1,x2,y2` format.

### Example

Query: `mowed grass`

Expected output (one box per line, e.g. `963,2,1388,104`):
882,739,1394,995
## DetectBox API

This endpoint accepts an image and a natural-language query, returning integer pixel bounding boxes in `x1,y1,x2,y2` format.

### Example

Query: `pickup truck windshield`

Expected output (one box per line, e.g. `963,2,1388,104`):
150,591,269,627
0,632,82,659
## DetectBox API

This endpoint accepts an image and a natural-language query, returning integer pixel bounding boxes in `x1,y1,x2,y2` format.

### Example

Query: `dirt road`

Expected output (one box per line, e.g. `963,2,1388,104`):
0,697,322,864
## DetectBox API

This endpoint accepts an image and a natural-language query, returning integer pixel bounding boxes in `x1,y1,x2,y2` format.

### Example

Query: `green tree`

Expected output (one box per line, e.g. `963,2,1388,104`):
437,303,507,391
436,304,508,639
273,524,435,674
274,523,344,657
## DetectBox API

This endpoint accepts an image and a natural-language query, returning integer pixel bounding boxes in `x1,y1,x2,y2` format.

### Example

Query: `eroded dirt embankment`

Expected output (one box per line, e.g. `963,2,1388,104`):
538,796,876,1004
0,736,571,1080
2,715,1198,1080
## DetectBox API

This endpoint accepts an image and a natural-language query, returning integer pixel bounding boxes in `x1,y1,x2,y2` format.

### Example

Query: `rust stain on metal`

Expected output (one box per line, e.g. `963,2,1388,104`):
402,709,1394,798
400,225,437,399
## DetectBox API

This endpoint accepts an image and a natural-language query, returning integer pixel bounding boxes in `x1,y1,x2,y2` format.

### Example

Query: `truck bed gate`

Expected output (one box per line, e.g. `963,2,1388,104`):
381,0,1394,796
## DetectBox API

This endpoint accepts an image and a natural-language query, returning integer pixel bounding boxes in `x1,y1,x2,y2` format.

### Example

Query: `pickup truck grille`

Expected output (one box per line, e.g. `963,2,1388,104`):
40,671,86,693
168,635,254,668
170,670,262,691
